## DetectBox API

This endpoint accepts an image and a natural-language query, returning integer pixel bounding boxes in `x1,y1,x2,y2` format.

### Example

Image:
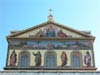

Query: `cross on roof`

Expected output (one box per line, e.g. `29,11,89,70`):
48,9,54,21
49,9,53,15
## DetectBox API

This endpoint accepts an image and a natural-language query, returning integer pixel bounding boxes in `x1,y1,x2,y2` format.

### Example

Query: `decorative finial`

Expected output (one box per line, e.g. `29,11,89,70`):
49,9,53,15
48,9,54,21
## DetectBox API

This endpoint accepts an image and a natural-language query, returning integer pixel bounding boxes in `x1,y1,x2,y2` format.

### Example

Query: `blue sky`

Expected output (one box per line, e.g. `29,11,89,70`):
0,0,100,70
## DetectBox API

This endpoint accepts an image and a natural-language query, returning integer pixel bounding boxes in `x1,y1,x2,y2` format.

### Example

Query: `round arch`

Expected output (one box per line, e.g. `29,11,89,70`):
44,51,57,68
70,50,83,68
18,51,30,68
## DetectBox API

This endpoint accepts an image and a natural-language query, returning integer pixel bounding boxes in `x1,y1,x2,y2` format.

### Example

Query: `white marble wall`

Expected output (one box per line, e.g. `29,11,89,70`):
0,71,100,75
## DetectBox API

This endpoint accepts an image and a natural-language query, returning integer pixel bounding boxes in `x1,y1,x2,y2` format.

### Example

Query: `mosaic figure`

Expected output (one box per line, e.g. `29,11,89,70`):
84,51,91,67
46,25,56,37
33,51,42,66
61,51,68,66
35,29,44,37
58,29,67,37
9,50,17,66
47,42,55,50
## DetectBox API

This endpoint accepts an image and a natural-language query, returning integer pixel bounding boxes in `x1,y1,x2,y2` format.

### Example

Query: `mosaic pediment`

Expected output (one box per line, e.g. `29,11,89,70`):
7,21,94,39
28,25,71,38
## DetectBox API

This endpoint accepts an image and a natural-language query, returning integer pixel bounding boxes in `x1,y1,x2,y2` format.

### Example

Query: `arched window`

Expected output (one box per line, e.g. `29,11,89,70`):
18,51,30,68
44,51,57,68
71,51,82,68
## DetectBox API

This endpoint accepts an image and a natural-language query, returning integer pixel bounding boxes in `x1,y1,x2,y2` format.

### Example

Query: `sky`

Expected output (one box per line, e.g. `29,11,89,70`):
0,0,100,70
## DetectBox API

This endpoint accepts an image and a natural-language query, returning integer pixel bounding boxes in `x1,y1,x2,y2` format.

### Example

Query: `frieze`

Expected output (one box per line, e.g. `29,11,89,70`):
9,40,93,50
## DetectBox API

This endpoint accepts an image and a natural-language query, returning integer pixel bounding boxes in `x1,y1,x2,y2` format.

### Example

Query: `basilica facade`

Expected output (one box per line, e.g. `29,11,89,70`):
4,16,96,71
0,12,100,75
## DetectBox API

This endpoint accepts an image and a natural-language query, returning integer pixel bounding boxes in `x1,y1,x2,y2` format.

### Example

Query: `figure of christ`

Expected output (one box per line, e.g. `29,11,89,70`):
46,25,56,37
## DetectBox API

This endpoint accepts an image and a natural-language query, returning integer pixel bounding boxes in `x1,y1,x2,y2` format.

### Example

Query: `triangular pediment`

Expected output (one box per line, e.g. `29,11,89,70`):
7,21,95,39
